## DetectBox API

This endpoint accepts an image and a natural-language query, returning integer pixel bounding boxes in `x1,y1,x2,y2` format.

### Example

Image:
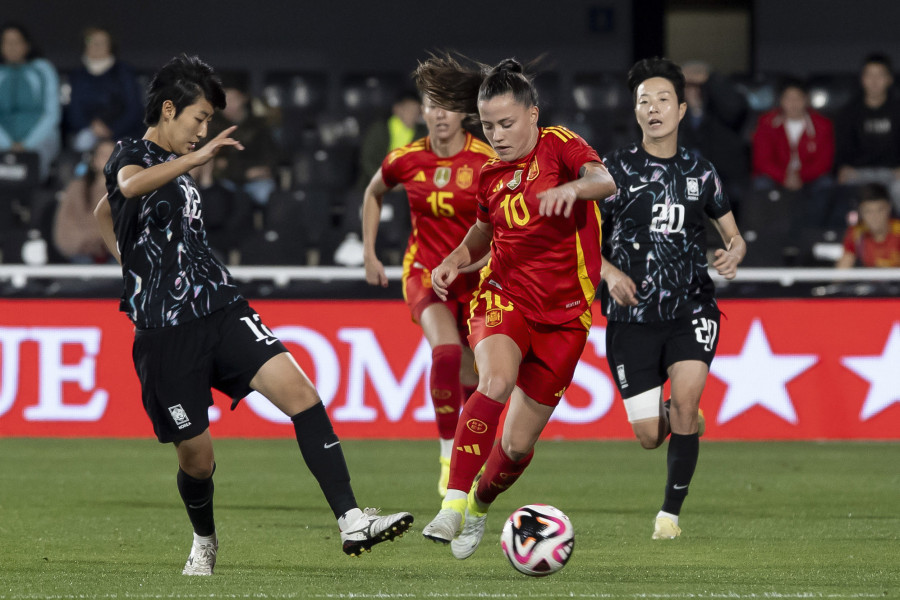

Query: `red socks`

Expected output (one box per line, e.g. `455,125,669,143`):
447,391,505,492
430,344,463,439
476,444,534,505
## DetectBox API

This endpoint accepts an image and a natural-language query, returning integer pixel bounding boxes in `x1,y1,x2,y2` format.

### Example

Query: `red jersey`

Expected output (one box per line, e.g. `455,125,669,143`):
842,218,900,267
381,132,495,271
476,126,603,325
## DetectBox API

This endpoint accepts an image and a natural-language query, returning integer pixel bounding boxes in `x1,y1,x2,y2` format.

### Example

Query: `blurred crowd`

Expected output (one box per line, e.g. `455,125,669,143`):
1,21,898,269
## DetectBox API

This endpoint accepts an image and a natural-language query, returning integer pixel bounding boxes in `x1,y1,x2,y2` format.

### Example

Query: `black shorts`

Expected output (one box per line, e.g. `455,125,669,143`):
605,307,720,399
132,300,288,443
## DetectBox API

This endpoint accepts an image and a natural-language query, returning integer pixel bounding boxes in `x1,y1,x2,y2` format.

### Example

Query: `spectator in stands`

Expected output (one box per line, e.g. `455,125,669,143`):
0,22,61,181
836,182,900,268
52,139,115,263
357,89,428,190
679,60,749,216
335,89,427,266
206,72,279,208
835,53,900,215
752,77,835,229
65,26,144,153
681,61,748,133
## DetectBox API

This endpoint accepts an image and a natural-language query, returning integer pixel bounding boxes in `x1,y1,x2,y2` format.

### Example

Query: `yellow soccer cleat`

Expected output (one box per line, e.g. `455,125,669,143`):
651,516,682,540
438,456,451,497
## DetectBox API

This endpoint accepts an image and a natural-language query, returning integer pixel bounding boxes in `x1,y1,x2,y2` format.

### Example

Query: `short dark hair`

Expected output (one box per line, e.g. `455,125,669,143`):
144,54,226,126
862,52,893,74
627,57,686,104
778,76,808,97
857,182,891,205
478,58,538,108
0,22,41,61
81,25,117,56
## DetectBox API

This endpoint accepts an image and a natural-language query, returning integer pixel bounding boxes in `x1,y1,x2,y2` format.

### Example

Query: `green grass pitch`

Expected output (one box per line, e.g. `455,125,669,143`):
1,438,897,599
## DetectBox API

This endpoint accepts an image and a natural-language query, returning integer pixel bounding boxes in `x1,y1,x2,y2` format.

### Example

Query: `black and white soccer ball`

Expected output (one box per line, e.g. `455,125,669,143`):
500,504,574,577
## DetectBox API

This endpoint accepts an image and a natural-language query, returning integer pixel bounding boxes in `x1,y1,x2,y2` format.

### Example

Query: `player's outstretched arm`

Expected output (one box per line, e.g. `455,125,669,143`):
432,220,492,300
93,194,121,265
537,161,616,218
117,126,244,199
711,211,745,279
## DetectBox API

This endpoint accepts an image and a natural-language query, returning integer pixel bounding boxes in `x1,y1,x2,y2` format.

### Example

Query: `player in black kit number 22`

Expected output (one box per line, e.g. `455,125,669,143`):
93,54,412,575
599,58,746,541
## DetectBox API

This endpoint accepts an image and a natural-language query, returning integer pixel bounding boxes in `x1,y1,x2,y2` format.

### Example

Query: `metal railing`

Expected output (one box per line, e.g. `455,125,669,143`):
1,265,899,289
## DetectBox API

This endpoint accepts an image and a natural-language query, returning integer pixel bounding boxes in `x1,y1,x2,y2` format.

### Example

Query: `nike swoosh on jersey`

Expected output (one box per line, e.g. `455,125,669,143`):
628,183,649,192
324,441,341,449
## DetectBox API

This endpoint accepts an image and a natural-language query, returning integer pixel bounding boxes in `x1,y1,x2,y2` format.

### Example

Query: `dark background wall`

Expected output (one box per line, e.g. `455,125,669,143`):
5,1,898,78
754,0,900,74
3,0,632,73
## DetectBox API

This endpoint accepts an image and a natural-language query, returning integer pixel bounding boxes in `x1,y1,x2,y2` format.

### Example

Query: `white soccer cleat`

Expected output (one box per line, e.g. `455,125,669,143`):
340,508,413,557
451,507,487,560
652,516,682,540
182,535,218,575
422,500,465,544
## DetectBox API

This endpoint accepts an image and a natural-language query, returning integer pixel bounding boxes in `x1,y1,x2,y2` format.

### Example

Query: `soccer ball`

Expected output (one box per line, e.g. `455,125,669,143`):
500,504,574,577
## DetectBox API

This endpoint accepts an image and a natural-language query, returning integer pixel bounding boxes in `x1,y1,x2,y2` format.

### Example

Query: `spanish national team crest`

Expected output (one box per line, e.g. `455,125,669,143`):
506,169,523,190
527,159,540,181
434,167,451,188
486,308,503,327
686,177,699,199
456,166,473,189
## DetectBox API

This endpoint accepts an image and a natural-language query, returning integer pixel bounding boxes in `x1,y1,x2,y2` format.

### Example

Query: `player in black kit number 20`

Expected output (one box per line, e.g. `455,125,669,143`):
93,54,412,575
599,58,746,541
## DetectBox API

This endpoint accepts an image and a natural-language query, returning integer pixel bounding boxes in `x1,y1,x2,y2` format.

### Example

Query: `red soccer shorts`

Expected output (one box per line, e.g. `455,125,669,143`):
403,262,478,341
467,284,589,407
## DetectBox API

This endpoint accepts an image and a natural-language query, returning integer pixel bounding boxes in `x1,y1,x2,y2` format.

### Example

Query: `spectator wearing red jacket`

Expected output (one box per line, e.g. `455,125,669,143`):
752,78,838,230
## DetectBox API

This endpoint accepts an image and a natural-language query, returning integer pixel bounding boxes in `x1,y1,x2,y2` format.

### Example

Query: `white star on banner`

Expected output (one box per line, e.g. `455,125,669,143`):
710,319,818,425
842,322,900,421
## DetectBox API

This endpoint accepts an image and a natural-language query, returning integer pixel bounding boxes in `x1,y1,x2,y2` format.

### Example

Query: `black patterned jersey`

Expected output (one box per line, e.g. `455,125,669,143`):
105,138,241,329
599,144,732,323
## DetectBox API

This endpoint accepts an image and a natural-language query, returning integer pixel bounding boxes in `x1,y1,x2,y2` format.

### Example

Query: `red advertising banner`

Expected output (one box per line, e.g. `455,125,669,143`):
0,298,898,440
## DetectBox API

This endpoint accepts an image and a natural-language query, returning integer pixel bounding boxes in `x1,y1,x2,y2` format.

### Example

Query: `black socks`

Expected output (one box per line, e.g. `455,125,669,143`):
661,432,699,515
291,402,357,519
177,465,216,537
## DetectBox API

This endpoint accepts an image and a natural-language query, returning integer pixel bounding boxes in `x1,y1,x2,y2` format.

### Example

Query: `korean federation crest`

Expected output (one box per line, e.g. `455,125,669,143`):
686,177,699,199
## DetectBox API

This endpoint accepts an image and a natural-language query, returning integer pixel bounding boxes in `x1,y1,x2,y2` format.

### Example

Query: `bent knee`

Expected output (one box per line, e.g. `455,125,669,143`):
477,377,516,402
637,435,664,450
500,441,533,463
